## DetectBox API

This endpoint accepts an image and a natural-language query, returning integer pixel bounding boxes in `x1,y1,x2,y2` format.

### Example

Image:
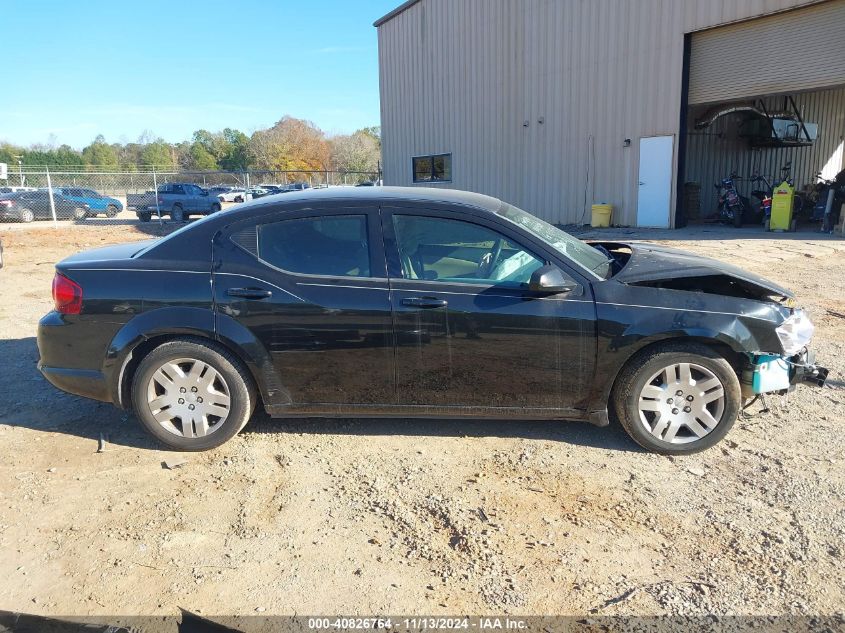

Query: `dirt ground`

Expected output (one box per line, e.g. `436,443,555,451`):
0,221,843,618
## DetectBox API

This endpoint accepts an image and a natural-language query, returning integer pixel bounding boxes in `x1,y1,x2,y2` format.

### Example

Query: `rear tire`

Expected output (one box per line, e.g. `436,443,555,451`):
19,208,35,223
131,339,256,451
172,205,185,223
611,342,741,455
72,207,88,221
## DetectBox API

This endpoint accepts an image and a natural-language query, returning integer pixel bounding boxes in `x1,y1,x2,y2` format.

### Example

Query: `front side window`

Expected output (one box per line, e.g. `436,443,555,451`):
392,215,543,288
413,153,452,183
257,214,370,278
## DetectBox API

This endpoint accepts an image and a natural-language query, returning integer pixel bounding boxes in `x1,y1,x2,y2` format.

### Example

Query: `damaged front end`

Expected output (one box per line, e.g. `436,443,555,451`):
592,241,829,398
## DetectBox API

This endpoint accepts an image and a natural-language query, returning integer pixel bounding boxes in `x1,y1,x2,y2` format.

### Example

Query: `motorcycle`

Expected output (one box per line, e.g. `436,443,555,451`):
809,167,845,232
749,172,773,225
714,172,752,227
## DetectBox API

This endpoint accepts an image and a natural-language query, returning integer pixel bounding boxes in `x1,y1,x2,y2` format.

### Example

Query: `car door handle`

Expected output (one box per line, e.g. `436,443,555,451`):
227,287,272,299
401,297,448,309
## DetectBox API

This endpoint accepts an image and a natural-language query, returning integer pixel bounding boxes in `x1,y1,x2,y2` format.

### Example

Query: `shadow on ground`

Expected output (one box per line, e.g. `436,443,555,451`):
0,336,642,454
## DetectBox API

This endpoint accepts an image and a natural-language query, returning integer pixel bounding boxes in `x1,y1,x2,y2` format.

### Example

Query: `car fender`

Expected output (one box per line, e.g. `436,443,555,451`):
102,306,289,410
587,295,784,414
104,306,217,407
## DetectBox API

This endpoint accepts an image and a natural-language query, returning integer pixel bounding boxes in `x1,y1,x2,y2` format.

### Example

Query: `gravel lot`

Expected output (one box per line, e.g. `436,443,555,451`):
0,221,843,618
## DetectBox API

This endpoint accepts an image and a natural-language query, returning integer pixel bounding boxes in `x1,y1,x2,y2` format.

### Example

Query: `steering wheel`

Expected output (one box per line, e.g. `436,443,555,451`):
478,238,503,279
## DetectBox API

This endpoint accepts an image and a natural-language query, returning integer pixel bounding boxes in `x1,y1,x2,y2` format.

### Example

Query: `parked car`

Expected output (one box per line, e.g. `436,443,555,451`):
0,189,89,222
282,181,311,192
37,187,827,453
126,183,222,222
55,187,123,219
0,186,38,194
257,184,286,195
208,186,245,203
245,186,270,199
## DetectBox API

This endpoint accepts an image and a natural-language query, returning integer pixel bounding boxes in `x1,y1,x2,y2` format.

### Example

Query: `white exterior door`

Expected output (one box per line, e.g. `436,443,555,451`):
637,135,674,228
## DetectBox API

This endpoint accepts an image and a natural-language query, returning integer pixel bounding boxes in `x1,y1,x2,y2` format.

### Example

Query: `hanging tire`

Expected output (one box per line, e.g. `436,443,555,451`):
611,342,741,455
105,204,120,218
131,338,256,451
19,208,35,223
172,205,185,223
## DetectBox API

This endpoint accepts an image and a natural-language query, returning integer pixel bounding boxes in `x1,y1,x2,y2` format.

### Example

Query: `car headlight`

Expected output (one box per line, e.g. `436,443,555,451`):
775,310,814,356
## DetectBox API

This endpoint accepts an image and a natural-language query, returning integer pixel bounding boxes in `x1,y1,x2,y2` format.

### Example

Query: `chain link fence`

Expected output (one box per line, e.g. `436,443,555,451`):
0,167,382,228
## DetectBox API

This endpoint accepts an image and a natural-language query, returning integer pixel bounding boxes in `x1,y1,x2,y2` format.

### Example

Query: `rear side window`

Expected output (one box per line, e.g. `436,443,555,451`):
252,215,370,278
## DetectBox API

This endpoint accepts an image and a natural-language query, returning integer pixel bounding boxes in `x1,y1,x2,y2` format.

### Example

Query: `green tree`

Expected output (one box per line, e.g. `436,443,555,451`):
219,128,251,170
140,139,174,167
188,141,218,170
81,135,119,168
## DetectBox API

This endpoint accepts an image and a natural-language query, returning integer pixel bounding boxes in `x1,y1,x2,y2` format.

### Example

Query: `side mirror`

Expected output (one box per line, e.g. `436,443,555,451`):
529,265,578,294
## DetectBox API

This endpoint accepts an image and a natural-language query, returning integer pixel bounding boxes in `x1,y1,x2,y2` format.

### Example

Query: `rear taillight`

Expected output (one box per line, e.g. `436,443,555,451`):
0,200,11,206
52,273,83,314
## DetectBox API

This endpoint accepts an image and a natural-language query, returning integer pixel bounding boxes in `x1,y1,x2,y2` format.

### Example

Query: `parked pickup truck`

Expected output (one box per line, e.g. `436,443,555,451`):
126,183,222,222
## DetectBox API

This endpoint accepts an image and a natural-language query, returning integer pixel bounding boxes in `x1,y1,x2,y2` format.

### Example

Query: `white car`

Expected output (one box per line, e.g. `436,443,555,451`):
0,186,37,194
207,186,246,203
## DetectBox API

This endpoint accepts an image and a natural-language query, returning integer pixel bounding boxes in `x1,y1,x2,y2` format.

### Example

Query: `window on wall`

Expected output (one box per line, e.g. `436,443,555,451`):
412,153,452,183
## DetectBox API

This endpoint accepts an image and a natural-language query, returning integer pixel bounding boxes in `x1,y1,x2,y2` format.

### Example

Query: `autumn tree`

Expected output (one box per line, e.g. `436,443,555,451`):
249,116,330,173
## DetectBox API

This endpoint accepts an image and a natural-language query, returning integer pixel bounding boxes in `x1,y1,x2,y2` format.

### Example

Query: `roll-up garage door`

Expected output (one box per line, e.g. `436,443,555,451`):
689,0,845,105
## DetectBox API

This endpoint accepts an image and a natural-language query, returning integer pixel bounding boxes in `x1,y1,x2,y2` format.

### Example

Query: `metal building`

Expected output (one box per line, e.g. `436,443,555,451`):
374,0,845,227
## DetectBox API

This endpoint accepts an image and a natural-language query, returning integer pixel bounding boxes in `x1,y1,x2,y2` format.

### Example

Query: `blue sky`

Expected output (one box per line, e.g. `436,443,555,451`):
2,0,399,149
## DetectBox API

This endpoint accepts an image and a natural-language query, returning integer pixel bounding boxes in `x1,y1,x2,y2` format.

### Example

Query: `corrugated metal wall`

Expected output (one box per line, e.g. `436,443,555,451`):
689,0,845,105
685,86,845,218
376,0,833,226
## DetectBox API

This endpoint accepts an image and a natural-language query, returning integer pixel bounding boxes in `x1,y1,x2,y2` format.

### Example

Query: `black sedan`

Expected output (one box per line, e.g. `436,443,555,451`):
37,187,826,453
0,189,90,222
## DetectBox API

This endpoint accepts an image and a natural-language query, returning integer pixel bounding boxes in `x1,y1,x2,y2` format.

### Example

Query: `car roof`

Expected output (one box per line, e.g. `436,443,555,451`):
231,186,504,217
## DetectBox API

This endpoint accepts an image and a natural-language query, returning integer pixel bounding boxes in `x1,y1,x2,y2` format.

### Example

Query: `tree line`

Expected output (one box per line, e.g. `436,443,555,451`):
0,116,381,174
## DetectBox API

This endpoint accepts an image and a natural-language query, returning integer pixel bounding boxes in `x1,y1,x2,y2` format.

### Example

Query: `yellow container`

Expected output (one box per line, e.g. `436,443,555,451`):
770,180,795,231
591,204,613,227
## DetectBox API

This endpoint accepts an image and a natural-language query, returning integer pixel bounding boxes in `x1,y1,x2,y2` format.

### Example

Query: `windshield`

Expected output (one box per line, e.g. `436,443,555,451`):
496,203,611,279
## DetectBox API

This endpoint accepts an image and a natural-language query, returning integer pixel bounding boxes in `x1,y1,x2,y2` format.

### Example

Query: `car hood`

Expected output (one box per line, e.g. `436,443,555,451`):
601,242,794,300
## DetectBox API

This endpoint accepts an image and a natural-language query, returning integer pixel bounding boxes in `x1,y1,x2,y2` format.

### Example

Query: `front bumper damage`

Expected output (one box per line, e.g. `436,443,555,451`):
790,348,829,388
742,348,828,398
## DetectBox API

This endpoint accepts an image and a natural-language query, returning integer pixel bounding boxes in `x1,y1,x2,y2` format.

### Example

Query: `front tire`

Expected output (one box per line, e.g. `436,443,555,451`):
611,342,741,455
211,202,222,213
137,211,152,222
131,339,256,451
